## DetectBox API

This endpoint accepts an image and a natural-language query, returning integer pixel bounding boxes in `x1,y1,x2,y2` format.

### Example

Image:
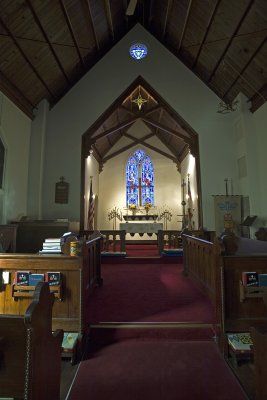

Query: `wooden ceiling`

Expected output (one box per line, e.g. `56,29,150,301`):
0,0,266,120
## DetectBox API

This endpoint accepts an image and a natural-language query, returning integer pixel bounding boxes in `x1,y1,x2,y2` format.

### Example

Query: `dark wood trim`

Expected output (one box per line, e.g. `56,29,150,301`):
59,0,86,68
250,83,267,113
91,116,139,142
223,36,267,100
0,70,34,119
162,0,173,40
104,0,115,41
208,0,255,83
0,14,56,101
142,116,192,144
192,0,222,69
26,0,70,84
178,0,192,51
85,0,100,51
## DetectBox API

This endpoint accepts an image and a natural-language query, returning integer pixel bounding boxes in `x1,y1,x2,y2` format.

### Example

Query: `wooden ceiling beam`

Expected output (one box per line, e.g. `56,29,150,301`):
0,70,34,119
192,0,222,69
84,0,100,51
223,36,267,99
91,116,139,141
104,0,115,41
162,0,173,40
208,0,255,83
103,133,177,163
178,0,193,52
26,0,70,84
250,83,267,112
0,14,56,101
103,142,136,162
59,0,86,68
142,117,192,143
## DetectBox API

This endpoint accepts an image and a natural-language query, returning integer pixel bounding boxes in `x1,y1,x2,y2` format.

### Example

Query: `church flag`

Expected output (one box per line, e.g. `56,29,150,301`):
87,178,94,230
187,174,193,228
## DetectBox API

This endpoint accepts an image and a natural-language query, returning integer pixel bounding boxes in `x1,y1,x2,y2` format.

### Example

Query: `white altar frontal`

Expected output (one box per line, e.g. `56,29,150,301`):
120,222,163,235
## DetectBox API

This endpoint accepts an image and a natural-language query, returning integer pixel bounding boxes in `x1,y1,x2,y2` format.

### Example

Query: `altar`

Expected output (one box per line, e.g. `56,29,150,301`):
120,221,163,235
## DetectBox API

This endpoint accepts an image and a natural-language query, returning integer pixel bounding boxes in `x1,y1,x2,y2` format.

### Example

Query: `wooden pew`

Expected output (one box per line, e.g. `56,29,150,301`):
182,233,267,399
0,234,102,335
0,282,63,400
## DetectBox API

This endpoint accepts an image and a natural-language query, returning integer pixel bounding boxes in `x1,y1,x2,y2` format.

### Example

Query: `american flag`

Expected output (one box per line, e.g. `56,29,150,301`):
87,178,94,230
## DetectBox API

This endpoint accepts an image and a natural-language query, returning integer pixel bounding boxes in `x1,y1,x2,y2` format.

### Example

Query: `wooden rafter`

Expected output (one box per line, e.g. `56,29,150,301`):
102,142,136,162
85,0,100,51
91,116,139,142
162,0,173,40
142,116,192,143
178,0,193,52
223,36,267,99
59,0,86,68
0,14,56,101
104,0,115,41
192,0,222,69
208,0,255,83
0,70,34,118
26,0,70,84
250,83,267,112
125,129,179,161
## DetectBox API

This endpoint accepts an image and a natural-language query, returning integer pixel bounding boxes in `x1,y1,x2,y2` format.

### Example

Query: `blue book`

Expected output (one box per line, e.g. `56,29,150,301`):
258,274,267,287
29,273,44,286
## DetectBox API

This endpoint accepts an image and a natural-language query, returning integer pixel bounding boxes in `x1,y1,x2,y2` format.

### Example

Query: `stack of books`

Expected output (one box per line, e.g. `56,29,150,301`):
39,238,62,254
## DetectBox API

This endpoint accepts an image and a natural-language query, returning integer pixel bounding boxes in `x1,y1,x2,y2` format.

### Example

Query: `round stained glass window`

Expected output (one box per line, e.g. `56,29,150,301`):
129,43,148,60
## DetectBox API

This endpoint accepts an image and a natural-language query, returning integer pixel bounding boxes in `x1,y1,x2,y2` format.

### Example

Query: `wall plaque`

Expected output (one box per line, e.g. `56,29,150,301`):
55,176,69,204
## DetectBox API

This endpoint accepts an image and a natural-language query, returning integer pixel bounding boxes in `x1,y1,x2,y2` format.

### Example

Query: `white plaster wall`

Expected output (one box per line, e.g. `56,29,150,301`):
0,92,31,222
40,24,237,230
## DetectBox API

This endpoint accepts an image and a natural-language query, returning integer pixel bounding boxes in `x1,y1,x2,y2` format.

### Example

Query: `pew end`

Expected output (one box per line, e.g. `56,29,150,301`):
0,282,63,400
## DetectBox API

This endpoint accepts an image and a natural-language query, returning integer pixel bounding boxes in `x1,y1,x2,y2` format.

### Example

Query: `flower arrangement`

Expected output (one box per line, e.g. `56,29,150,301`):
129,203,137,215
144,202,152,213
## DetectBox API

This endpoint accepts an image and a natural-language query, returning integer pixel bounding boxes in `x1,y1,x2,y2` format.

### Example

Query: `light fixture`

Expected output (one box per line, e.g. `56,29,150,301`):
132,87,147,111
217,100,239,114
129,43,148,60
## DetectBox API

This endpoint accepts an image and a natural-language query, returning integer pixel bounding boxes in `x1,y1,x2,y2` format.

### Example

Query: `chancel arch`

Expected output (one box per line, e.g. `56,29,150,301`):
81,76,202,232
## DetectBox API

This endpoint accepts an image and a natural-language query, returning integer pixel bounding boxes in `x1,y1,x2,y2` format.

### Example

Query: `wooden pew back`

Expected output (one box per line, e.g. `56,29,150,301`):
0,282,63,400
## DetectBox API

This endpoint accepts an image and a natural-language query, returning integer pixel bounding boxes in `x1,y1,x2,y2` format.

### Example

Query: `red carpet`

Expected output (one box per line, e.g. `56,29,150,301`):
67,340,248,400
88,263,216,324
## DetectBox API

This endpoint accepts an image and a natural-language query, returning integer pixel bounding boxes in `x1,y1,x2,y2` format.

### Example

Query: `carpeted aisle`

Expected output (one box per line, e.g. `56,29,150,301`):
88,263,215,324
68,253,247,400
66,340,248,400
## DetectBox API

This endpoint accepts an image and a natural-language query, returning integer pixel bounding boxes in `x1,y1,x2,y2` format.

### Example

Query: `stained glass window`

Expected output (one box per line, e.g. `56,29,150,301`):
126,150,154,207
129,43,148,60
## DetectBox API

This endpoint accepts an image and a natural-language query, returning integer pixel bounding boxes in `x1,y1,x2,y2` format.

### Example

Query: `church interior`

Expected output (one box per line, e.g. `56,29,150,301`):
0,1,267,399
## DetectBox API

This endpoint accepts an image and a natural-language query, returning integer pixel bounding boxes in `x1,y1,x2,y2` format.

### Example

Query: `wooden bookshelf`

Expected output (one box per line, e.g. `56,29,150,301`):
239,281,267,305
12,283,63,300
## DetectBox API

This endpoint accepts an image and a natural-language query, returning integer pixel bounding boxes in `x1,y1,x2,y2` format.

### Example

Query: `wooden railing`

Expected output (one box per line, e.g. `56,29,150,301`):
182,233,267,400
0,282,63,400
158,229,216,254
80,230,126,252
182,234,222,320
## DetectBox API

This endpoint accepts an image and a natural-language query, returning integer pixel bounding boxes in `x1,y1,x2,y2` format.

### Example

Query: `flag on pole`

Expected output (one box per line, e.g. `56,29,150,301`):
187,174,193,228
87,177,94,230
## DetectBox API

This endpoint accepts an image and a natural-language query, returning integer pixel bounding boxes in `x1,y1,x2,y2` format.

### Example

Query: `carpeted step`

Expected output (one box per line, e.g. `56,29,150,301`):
101,255,183,264
88,323,217,343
